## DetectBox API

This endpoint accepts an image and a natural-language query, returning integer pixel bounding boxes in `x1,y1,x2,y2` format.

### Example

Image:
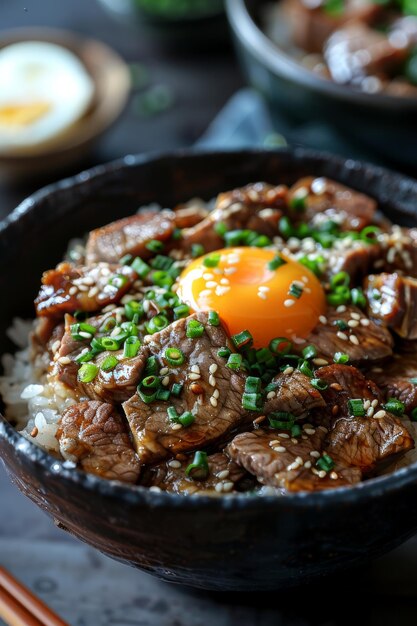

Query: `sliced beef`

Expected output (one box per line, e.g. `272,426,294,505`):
56,400,140,483
324,23,409,89
173,201,209,229
140,452,248,495
306,305,393,364
35,262,135,318
365,272,417,339
265,369,325,418
179,182,286,254
85,209,175,265
55,313,148,404
377,227,417,278
368,348,417,414
326,241,381,282
313,364,414,473
31,317,65,357
283,0,381,53
123,312,251,464
288,176,376,231
228,429,361,492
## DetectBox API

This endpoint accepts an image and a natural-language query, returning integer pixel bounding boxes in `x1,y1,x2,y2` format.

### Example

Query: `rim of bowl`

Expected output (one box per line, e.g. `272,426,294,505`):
225,0,417,112
1,146,417,511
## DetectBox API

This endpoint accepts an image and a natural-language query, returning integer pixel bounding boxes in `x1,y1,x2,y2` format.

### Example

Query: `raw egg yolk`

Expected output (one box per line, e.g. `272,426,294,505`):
177,247,326,348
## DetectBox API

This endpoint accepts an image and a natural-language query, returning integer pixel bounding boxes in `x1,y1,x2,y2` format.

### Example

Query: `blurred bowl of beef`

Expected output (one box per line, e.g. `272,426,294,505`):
2,149,417,591
225,0,417,167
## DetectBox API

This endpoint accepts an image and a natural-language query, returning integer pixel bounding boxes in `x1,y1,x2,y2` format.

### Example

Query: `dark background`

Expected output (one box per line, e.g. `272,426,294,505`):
1,2,417,625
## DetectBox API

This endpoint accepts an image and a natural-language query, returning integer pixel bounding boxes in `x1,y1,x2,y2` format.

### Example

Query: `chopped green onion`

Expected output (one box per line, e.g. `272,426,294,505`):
100,317,117,333
75,350,96,364
217,346,231,359
100,337,120,351
214,221,227,236
156,388,170,401
145,239,164,253
131,257,151,278
299,360,314,378
100,355,119,372
269,337,292,356
311,378,328,391
167,406,179,422
331,272,350,289
186,319,205,339
411,407,417,422
203,253,220,268
172,228,182,240
334,352,349,364
327,286,351,306
73,310,88,321
70,322,97,341
78,363,99,383
208,311,220,326
278,216,293,239
298,255,325,277
185,451,209,480
151,255,174,270
191,243,205,258
245,376,261,394
137,388,157,404
268,255,286,271
146,314,169,334
125,300,144,322
224,230,245,247
334,319,349,331
384,397,405,416
242,392,263,411
288,282,303,299
164,347,185,366
268,411,296,430
253,234,271,248
316,454,335,472
291,424,302,437
120,254,133,266
152,270,174,288
226,353,243,370
348,398,365,417
410,378,417,385
144,355,159,376
142,375,160,390
173,304,190,319
302,345,317,360
289,187,308,212
351,287,367,309
256,348,273,364
178,411,195,427
171,382,183,397
123,336,141,359
360,226,380,244
108,273,129,289
231,330,253,350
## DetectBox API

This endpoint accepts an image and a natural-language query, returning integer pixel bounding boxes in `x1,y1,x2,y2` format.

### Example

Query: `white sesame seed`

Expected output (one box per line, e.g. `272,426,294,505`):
171,423,182,431
160,367,169,375
295,456,303,464
310,451,320,458
367,407,374,418
79,331,93,339
209,363,218,374
217,470,230,480
215,286,231,296
287,462,299,471
258,286,270,292
336,305,347,313
270,440,280,446
267,391,276,399
363,400,371,410
360,319,370,326
77,284,89,292
200,290,212,298
330,471,339,480
284,299,295,308
348,320,359,328
371,399,378,407
337,332,348,341
279,432,290,439
291,438,298,444
69,286,78,295
209,375,216,387
88,286,99,298
258,292,267,300
304,461,312,469
213,389,220,399
168,460,181,469
162,376,170,386
188,373,201,381
318,425,328,432
283,366,294,375
349,335,359,345
220,278,230,286
191,365,200,373
222,481,234,493
274,446,286,453
203,273,214,280
305,428,315,435
374,410,387,419
206,281,217,289
319,315,328,324
224,267,237,276
350,312,360,320
149,486,162,493
58,356,71,365
312,358,328,366
215,483,223,493
210,397,218,407
318,470,327,479
51,340,61,354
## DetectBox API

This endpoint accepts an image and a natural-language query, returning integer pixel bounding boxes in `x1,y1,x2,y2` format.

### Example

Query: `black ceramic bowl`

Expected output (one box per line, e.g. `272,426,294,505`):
225,0,417,167
1,149,417,592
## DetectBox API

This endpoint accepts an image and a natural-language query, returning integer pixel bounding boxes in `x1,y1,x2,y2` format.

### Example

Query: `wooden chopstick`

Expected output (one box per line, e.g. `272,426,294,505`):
0,566,68,626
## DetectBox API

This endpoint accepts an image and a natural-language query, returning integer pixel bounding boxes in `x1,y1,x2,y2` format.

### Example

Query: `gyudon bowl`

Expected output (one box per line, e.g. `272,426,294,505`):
1,149,417,591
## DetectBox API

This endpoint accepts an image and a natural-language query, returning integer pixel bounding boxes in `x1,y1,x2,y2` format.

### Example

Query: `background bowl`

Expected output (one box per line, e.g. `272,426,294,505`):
225,0,417,168
1,148,417,591
0,27,130,183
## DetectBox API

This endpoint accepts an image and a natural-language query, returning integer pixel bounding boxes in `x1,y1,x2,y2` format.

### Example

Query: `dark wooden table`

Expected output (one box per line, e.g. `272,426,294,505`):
1,3,417,625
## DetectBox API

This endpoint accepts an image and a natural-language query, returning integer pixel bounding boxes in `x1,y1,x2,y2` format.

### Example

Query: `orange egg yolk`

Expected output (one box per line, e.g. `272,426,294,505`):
177,247,326,348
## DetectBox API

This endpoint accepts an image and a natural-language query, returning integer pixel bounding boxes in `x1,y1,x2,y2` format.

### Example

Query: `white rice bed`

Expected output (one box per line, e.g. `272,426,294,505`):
1,317,417,478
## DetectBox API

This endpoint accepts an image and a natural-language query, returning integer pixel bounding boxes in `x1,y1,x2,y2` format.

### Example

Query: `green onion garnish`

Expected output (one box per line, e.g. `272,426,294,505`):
100,355,119,372
214,221,227,236
360,226,380,244
144,356,159,376
208,311,220,326
334,352,349,364
186,319,205,339
299,360,314,378
164,347,185,366
100,317,117,332
75,350,95,364
152,270,174,289
178,411,195,427
316,454,335,472
145,239,164,253
156,388,170,401
125,300,144,322
226,353,243,370
253,235,271,248
191,243,205,258
70,323,97,341
302,345,317,360
331,272,350,289
131,257,151,278
348,398,365,417
123,336,141,359
151,255,174,270
411,408,417,422
334,319,349,331
384,397,405,416
278,216,293,239
268,411,296,430
242,392,263,411
185,451,209,480
171,382,183,397
268,255,286,271
78,363,99,383
203,253,220,268
217,346,231,359
231,330,253,350
289,187,308,212
288,282,303,299
108,273,129,289
120,254,133,266
142,375,160,390
167,406,178,422
245,376,261,394
146,314,169,334
173,304,190,319
291,424,302,437
269,337,292,356
351,287,367,309
410,378,417,385
100,337,120,351
327,286,351,307
311,378,328,391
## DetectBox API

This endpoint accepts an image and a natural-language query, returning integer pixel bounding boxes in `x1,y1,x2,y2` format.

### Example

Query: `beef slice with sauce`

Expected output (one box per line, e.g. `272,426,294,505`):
123,312,251,464
313,364,414,473
227,428,361,492
288,176,376,231
365,272,417,339
140,452,249,495
179,182,287,254
56,400,140,483
367,346,417,414
55,313,149,404
326,240,381,283
85,208,175,265
305,305,393,364
35,262,136,318
264,369,326,418
376,227,417,278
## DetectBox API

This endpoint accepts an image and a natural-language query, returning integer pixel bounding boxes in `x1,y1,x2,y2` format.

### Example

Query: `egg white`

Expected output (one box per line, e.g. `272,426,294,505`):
0,41,95,153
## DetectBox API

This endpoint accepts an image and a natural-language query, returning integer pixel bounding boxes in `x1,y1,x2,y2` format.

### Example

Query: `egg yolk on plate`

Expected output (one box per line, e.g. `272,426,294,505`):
177,247,326,348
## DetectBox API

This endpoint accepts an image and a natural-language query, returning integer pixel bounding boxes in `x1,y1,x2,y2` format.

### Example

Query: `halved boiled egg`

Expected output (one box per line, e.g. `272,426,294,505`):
178,247,326,348
0,41,94,153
